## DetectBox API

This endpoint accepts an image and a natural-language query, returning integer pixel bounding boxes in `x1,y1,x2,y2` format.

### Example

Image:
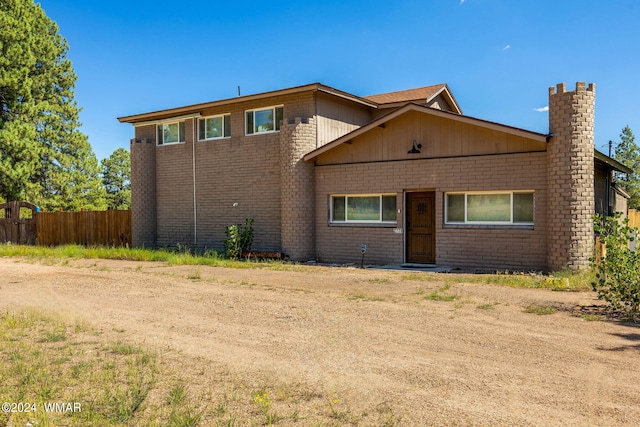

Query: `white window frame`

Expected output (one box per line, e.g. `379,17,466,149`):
444,191,534,225
245,105,283,135
157,121,185,146
330,194,397,224
198,114,231,141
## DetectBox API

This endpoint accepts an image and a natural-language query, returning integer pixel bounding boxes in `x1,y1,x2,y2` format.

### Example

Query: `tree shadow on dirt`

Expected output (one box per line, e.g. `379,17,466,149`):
598,332,640,352
555,304,640,352
555,302,639,326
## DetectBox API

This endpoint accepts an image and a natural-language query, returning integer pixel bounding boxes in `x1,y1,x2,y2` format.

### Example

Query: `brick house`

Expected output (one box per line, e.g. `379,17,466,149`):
118,81,631,271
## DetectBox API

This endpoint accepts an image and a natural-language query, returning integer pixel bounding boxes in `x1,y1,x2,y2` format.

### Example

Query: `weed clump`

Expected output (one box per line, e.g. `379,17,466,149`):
591,213,640,320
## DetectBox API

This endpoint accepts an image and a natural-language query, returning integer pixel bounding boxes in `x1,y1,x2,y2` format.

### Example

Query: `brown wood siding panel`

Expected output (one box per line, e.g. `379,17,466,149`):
315,111,547,165
316,93,371,147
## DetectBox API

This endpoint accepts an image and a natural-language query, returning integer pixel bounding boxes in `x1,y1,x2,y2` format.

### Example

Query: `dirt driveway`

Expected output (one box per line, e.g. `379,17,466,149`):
1,257,639,426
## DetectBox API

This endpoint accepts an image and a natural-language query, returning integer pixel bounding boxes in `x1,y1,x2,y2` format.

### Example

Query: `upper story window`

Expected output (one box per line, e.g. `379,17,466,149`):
157,121,185,145
445,191,534,225
198,114,230,141
245,106,283,135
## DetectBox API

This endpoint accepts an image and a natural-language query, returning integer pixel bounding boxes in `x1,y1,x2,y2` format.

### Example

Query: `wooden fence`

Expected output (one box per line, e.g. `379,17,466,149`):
629,209,640,228
36,210,131,247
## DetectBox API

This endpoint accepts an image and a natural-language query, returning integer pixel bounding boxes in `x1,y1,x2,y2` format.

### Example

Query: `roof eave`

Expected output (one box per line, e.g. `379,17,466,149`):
118,83,376,124
594,149,634,174
614,184,631,199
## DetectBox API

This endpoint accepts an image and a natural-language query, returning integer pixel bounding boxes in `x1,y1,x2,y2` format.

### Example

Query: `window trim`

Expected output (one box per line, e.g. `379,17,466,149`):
197,114,231,141
444,191,534,225
245,105,284,135
157,120,186,146
330,193,397,224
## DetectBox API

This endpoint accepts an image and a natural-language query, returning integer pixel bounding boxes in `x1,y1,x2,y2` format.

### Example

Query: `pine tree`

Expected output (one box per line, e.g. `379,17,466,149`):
0,0,106,210
613,126,640,209
101,148,131,210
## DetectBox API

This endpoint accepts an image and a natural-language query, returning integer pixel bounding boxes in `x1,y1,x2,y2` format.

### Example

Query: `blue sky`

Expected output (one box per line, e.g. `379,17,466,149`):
38,0,640,160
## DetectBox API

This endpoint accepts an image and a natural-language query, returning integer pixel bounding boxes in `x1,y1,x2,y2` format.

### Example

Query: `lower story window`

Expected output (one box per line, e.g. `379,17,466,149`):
331,194,396,223
445,191,534,224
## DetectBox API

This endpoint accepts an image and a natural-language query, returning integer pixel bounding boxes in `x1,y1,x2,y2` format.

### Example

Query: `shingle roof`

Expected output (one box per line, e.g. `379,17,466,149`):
364,84,447,104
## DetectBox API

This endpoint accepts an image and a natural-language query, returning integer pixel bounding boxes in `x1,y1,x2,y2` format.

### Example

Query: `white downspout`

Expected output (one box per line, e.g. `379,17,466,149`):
192,117,197,246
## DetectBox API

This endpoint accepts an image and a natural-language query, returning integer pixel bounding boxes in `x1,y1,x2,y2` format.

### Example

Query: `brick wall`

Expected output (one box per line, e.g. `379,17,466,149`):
547,82,595,270
155,120,195,247
135,91,317,251
314,152,548,270
196,92,315,252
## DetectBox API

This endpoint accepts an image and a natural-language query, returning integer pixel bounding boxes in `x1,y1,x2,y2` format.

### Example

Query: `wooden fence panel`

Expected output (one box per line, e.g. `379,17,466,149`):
36,210,131,247
629,209,640,228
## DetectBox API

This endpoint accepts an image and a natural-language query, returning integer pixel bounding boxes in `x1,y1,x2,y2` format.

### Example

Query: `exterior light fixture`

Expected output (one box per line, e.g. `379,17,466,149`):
408,140,422,154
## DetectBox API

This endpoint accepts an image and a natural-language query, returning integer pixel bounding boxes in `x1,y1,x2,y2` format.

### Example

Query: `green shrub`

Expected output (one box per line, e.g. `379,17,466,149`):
223,218,254,259
591,213,640,319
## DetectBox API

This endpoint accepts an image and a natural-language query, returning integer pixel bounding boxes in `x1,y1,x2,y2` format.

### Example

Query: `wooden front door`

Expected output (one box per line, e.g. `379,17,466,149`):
406,192,435,264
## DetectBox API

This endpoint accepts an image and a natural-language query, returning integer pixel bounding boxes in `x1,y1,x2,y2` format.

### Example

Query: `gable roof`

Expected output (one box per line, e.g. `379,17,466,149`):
118,83,378,124
365,84,445,103
365,84,462,114
303,102,548,162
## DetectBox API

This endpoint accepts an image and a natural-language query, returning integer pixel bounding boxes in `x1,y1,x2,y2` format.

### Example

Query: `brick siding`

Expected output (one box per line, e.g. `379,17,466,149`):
315,152,548,270
133,91,316,252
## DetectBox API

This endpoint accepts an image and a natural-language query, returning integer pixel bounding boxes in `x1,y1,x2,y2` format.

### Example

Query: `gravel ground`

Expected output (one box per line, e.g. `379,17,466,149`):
1,257,639,426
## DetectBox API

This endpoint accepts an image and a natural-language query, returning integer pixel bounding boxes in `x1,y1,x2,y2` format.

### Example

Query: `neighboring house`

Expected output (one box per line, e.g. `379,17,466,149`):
118,81,631,271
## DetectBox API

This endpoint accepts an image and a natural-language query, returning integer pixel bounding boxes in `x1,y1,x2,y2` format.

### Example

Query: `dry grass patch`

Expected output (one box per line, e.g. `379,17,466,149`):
0,309,159,426
0,309,403,426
